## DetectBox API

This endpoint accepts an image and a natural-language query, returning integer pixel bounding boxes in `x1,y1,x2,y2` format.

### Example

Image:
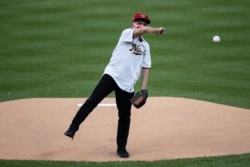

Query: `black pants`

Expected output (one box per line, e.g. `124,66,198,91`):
71,74,134,149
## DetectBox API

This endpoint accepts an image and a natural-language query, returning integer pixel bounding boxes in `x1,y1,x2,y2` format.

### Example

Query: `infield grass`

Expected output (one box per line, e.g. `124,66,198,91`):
1,153,250,167
0,0,250,166
1,0,249,108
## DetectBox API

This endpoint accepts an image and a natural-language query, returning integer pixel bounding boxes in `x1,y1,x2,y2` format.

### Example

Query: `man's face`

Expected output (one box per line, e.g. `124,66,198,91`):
132,21,148,28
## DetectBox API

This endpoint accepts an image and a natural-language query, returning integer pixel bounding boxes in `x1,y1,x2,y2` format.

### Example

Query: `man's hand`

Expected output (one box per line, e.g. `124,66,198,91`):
156,27,166,35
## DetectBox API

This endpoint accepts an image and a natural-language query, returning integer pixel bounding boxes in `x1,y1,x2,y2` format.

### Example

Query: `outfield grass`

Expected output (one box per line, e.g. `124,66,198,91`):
0,0,250,166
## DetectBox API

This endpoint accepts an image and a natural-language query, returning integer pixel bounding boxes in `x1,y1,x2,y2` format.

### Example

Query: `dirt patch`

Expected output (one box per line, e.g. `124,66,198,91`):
0,97,249,161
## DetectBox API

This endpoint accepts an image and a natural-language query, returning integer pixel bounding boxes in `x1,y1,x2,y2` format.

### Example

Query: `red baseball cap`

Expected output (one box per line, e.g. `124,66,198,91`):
132,13,151,24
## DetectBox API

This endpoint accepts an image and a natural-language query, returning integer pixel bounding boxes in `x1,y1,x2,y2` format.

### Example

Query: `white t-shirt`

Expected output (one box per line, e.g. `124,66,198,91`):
104,28,151,93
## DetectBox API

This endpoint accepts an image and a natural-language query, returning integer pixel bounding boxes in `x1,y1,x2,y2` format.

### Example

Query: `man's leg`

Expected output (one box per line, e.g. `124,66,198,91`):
64,74,116,139
115,88,134,158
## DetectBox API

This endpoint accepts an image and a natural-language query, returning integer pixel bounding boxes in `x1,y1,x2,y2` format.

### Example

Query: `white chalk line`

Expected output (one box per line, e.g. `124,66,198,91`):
77,103,116,107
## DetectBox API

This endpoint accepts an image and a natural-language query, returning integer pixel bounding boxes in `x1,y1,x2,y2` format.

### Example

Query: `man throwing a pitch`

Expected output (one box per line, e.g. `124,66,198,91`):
64,13,166,158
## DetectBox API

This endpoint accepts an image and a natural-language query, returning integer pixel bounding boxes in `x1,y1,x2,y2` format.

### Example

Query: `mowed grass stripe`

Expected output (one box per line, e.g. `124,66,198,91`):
0,0,250,108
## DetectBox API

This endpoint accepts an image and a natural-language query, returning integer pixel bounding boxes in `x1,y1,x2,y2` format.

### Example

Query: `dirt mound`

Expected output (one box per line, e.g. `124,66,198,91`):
0,97,249,161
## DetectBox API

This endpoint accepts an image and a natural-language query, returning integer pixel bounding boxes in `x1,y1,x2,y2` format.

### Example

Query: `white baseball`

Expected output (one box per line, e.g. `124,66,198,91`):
213,35,220,42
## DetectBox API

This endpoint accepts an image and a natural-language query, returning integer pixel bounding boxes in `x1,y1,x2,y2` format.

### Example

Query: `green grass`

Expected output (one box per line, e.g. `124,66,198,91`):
1,153,250,167
0,0,250,166
1,0,250,108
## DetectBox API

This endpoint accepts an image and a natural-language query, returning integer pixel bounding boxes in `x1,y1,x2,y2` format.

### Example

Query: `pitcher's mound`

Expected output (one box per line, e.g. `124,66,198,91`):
0,97,249,161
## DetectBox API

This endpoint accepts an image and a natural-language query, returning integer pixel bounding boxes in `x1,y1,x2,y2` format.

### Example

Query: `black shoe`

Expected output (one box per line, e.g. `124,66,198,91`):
64,126,78,139
117,148,129,158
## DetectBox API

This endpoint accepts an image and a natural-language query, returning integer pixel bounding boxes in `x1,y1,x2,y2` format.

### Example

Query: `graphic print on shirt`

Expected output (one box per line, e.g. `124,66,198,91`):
129,44,146,56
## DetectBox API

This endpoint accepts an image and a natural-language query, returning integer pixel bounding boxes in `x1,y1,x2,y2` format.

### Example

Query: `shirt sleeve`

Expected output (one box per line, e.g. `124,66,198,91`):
119,28,135,43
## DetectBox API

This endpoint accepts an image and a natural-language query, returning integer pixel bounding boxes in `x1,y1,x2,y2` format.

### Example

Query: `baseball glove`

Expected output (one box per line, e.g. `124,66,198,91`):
130,89,148,109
